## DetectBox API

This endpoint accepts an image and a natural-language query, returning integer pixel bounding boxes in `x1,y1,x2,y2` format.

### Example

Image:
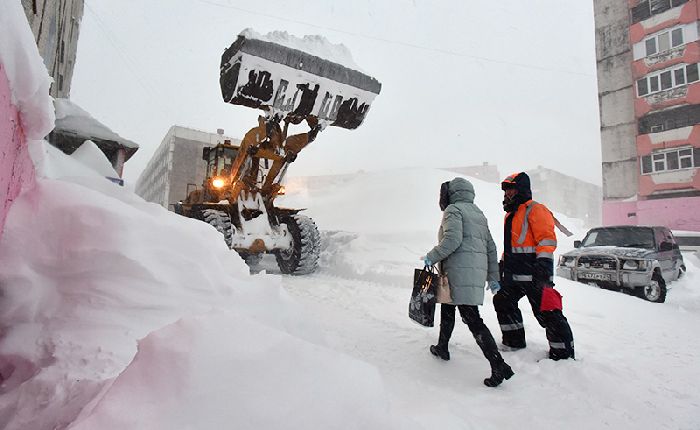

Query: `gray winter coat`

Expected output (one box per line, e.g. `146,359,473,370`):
426,178,499,305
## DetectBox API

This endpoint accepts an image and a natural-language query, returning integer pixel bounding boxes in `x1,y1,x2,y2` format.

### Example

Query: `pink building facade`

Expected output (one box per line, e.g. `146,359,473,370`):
597,0,700,231
0,64,35,241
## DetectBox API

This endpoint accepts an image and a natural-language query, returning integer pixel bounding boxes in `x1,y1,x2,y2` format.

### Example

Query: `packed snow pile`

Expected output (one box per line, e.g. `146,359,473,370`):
0,142,405,430
240,28,361,71
0,1,54,139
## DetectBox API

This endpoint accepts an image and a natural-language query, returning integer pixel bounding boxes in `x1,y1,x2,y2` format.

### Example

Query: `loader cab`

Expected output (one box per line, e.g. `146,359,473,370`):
203,141,240,179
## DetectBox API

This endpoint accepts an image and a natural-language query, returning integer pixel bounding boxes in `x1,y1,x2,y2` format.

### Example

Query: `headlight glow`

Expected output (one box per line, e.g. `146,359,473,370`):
212,178,225,189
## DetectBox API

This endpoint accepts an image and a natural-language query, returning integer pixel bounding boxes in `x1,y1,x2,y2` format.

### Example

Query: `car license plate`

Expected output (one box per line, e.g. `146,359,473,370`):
578,272,614,281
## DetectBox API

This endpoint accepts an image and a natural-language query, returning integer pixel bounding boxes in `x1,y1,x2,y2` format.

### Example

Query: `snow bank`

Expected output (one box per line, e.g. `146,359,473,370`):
0,1,54,139
0,142,403,430
241,28,361,71
69,313,398,429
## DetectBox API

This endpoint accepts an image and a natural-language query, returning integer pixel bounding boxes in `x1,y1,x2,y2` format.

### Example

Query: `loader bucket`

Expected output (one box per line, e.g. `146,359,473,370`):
220,32,382,130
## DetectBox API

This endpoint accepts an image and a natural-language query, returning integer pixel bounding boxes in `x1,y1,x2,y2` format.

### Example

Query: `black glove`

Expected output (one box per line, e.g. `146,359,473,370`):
534,258,554,285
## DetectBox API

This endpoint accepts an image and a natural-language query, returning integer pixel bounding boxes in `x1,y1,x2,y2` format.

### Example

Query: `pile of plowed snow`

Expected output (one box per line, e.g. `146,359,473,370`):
0,142,405,430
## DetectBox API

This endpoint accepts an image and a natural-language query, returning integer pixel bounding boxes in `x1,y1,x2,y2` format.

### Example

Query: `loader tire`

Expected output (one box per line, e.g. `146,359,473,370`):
275,214,320,275
202,209,233,248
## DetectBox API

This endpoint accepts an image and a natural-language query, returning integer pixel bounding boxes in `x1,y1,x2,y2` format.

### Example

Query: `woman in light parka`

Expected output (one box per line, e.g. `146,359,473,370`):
423,177,514,387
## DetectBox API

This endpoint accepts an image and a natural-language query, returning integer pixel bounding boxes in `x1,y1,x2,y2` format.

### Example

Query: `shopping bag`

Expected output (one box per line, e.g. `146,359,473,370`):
540,287,563,312
408,266,438,327
436,273,452,304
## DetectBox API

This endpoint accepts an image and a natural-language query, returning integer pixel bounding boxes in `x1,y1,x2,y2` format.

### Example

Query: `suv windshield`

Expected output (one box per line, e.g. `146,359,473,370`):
581,227,655,249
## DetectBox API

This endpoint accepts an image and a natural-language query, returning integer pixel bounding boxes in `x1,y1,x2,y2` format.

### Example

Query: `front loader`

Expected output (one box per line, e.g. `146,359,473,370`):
175,30,382,274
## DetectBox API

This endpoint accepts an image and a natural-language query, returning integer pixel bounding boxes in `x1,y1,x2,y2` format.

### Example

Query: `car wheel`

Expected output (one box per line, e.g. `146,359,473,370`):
638,272,666,303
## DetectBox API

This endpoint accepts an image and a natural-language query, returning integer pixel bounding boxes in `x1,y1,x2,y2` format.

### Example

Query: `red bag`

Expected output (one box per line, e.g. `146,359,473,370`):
540,287,563,312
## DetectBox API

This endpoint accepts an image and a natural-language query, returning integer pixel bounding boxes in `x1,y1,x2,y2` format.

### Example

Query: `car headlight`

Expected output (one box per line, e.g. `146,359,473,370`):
559,256,575,268
622,259,650,271
622,260,638,270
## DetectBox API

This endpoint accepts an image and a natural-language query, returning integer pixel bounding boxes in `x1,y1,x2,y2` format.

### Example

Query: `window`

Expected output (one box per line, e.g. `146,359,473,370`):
636,63,699,97
637,78,649,96
643,26,685,57
646,38,657,56
658,32,670,52
660,70,673,90
653,153,666,171
650,75,659,92
641,147,698,174
674,68,685,85
633,0,689,24
667,151,679,169
672,28,684,46
679,148,693,168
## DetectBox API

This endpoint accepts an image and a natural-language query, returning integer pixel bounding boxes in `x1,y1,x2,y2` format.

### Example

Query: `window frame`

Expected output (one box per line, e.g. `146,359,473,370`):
641,146,698,174
642,25,685,58
636,63,699,97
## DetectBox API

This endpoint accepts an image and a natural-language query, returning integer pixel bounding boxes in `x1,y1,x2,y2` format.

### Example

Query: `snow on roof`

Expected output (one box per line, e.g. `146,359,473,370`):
240,28,361,71
54,98,139,149
0,1,55,139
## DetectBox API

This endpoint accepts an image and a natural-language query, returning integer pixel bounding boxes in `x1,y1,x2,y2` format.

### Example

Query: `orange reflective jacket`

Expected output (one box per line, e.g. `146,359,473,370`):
502,200,557,283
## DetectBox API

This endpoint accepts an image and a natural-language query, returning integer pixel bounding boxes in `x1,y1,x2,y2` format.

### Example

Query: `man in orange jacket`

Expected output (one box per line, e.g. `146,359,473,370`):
494,172,575,360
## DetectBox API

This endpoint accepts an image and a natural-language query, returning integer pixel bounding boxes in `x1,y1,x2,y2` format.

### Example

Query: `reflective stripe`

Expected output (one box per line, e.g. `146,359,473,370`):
513,274,533,281
538,239,557,246
537,252,554,259
512,246,536,254
517,202,538,244
500,322,524,331
549,341,566,349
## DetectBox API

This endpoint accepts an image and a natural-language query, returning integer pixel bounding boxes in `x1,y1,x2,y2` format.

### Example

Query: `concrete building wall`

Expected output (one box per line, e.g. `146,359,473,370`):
21,0,84,98
595,0,639,202
135,126,239,210
0,65,35,240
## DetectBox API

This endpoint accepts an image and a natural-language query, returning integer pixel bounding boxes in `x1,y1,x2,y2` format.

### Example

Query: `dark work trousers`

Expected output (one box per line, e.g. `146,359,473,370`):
437,304,505,367
493,281,575,359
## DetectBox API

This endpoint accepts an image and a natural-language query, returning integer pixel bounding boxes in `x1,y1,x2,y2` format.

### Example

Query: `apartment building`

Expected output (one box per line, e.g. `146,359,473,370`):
595,0,700,230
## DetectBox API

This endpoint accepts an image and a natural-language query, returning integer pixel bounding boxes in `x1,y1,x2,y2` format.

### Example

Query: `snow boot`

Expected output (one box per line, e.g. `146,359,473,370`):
429,345,450,361
483,362,514,387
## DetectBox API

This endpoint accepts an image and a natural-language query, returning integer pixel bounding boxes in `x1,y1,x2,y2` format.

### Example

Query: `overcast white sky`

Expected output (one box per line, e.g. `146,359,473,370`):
70,0,602,185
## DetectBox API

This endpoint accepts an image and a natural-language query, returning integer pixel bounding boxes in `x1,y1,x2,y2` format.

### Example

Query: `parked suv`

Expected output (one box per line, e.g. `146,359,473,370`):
557,226,685,303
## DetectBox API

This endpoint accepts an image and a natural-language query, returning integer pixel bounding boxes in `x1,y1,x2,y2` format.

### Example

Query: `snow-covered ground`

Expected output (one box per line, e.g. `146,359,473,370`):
0,144,699,429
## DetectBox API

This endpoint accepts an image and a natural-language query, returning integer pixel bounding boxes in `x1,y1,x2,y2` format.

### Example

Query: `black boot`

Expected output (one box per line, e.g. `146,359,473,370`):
483,362,514,387
429,345,450,361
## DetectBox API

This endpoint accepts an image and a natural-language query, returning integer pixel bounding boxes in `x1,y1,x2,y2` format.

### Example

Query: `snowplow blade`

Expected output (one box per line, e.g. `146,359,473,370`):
220,33,382,130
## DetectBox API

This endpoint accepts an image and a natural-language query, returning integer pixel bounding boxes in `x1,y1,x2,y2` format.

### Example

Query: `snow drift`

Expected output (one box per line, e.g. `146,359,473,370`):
0,142,404,430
